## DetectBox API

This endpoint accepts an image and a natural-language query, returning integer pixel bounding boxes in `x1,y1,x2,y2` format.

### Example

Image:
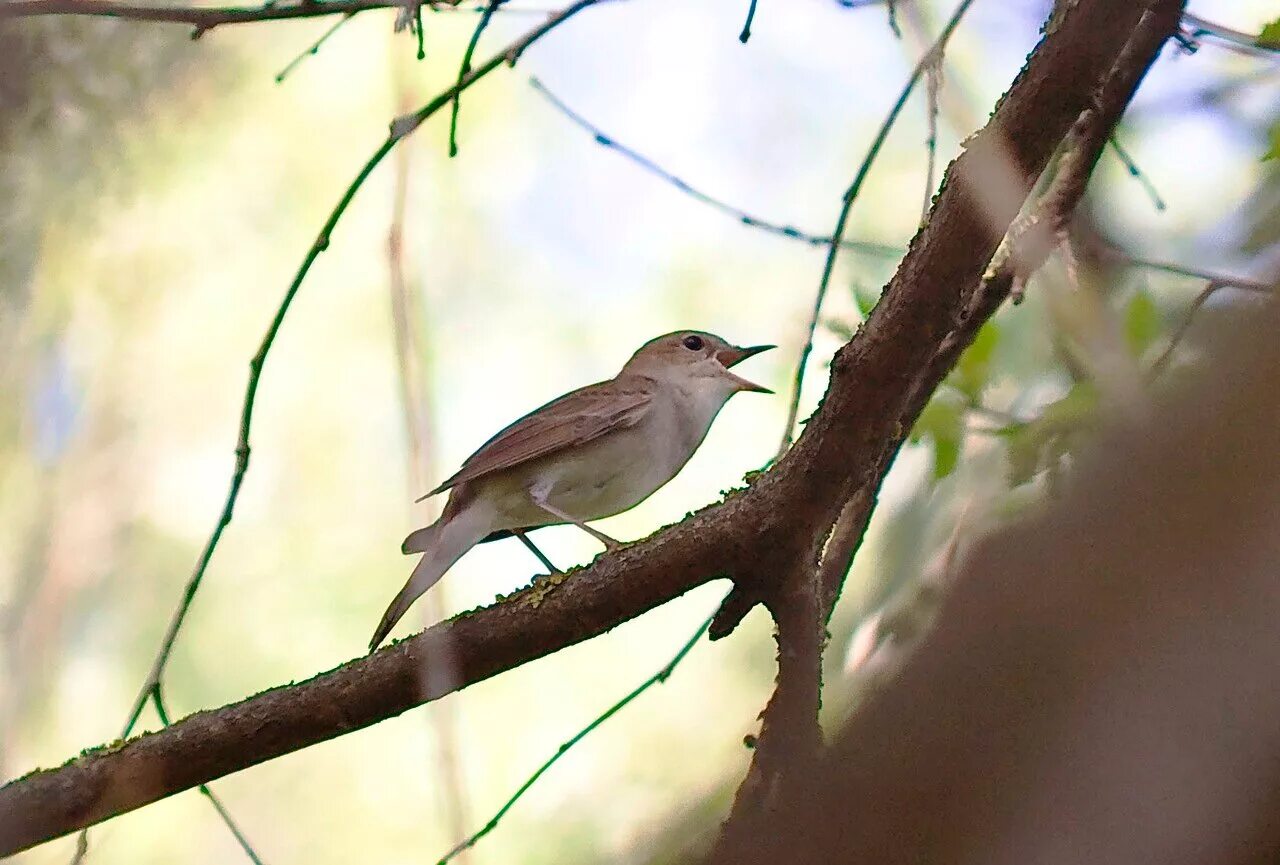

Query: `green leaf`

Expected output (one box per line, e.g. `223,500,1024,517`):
933,435,960,481
1265,123,1280,162
852,282,881,320
949,322,1001,400
912,391,966,481
1123,289,1160,357
1003,383,1098,487
1260,18,1280,48
822,317,856,342
1039,382,1099,429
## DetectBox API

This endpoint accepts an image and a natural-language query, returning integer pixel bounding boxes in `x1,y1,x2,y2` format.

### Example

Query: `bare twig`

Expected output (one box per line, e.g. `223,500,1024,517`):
274,11,357,83
1181,11,1280,55
526,77,903,260
448,0,504,156
777,0,977,460
387,48,474,858
1107,134,1167,211
527,78,1258,303
738,0,758,42
437,608,717,864
922,54,941,224
151,690,267,865
1117,253,1269,290
0,0,548,31
1146,279,1274,379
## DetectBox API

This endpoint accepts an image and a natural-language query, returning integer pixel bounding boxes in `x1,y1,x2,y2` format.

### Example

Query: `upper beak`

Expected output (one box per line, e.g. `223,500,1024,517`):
716,344,776,394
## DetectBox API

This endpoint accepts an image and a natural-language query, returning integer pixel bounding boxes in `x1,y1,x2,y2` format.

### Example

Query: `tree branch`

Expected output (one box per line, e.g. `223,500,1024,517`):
0,0,545,33
0,0,382,32
711,0,1184,851
0,0,1182,856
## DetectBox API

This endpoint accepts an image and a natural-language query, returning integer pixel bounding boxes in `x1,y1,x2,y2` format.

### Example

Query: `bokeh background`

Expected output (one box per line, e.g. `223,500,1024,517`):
1,0,1277,862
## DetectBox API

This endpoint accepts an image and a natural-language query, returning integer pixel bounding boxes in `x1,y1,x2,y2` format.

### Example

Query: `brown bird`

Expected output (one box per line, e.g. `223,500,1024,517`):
369,330,773,650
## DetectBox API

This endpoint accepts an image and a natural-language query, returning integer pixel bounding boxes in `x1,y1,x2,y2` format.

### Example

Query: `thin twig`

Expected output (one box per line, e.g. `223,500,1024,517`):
1181,11,1280,55
1107,134,1166,211
1118,253,1269,290
449,0,504,157
526,77,903,259
71,0,614,859
437,609,716,865
1146,279,1274,379
528,77,1258,301
151,690,267,865
777,0,977,460
922,54,941,224
274,11,356,82
884,0,899,37
0,0,549,30
738,0,758,42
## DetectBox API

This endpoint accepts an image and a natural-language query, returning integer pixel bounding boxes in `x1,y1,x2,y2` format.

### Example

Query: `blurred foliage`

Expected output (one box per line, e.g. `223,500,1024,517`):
0,18,204,285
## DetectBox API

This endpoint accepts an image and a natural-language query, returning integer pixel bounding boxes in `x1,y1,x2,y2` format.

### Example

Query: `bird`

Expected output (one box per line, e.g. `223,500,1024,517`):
368,330,774,650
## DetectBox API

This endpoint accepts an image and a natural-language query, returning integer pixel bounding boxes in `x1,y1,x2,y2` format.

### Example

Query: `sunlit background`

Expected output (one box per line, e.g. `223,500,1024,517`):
2,0,1277,862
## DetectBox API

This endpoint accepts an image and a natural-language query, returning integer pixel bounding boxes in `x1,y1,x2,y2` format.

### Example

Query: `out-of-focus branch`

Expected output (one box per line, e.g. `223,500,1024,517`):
387,45,474,861
1182,11,1280,55
436,608,718,864
1146,279,1274,379
447,0,503,156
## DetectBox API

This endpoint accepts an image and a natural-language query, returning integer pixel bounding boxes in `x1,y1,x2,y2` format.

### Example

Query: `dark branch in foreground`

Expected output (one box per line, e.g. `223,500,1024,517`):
0,0,1182,857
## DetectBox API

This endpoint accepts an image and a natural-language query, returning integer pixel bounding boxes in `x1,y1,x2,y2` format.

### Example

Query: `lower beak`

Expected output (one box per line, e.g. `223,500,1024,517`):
717,344,775,394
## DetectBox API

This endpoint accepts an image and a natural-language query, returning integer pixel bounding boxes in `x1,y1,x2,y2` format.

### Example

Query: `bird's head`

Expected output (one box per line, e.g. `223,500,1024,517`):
621,330,775,394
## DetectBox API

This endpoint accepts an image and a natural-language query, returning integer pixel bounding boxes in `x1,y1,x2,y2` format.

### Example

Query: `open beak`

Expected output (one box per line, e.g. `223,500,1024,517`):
716,344,776,394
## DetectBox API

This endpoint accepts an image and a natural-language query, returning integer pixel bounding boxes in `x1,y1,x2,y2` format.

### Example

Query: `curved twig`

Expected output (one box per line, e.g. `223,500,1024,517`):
527,77,903,259
448,0,504,156
0,0,549,32
436,609,717,864
776,0,977,460
1146,279,1274,379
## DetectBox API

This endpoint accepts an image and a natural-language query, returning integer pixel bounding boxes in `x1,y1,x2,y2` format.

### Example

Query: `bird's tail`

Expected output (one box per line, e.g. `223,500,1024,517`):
369,508,490,651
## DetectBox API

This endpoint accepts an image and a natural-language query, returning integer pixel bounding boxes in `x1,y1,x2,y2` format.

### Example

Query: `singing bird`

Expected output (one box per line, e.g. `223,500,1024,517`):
369,330,774,649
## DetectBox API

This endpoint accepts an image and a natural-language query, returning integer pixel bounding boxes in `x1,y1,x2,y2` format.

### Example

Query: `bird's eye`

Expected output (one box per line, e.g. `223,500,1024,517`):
682,335,704,351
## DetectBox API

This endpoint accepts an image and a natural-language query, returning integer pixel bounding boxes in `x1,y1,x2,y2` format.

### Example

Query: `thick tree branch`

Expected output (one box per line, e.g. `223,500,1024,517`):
711,0,1184,849
0,0,1181,856
709,288,1280,865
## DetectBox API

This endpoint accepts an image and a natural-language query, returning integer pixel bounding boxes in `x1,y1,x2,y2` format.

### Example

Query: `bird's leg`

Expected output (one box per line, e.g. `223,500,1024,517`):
527,484,623,552
513,529,561,573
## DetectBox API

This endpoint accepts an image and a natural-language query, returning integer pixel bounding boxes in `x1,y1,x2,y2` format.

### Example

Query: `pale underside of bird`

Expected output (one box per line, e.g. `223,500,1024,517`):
368,330,774,650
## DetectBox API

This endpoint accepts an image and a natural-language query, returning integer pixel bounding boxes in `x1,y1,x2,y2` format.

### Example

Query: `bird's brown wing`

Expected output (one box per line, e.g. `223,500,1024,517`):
420,377,655,499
